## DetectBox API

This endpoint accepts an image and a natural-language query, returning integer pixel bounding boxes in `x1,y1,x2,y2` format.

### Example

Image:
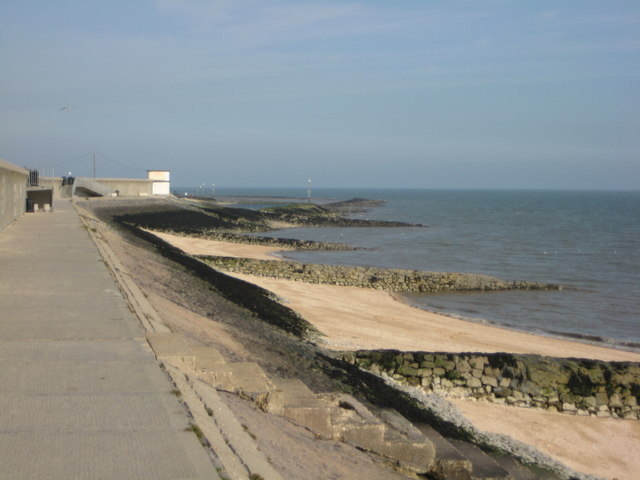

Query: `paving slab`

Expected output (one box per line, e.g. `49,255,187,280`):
0,339,153,363
0,261,111,274
0,392,181,431
0,302,131,322
0,362,172,394
0,292,132,308
0,273,120,293
0,318,143,340
0,202,220,479
0,430,215,480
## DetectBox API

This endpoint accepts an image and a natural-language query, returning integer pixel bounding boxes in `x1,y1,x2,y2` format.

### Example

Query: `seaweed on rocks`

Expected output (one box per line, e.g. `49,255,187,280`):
198,256,560,293
118,209,244,233
114,197,421,234
172,231,358,252
259,202,423,228
322,197,386,213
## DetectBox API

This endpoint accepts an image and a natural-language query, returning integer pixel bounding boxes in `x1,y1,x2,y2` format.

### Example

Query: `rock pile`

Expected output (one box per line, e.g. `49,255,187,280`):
198,256,558,293
338,351,640,420
185,231,355,251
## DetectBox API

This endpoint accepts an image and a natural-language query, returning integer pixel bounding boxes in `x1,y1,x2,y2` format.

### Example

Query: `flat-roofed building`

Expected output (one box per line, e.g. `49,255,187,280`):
147,170,170,195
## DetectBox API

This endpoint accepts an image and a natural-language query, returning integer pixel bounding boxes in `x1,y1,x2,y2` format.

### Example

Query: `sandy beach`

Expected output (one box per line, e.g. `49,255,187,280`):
153,230,640,362
146,229,293,260
151,230,640,480
231,274,640,362
450,398,640,480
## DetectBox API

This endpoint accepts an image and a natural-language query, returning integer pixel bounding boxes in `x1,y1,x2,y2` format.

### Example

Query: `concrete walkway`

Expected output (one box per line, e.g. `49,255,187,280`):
0,200,220,479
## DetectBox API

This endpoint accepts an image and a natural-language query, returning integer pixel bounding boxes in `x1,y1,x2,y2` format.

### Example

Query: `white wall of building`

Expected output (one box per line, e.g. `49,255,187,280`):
152,182,171,195
147,170,170,181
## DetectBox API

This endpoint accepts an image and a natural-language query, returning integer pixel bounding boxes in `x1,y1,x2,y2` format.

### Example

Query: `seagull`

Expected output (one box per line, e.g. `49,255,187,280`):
59,106,77,111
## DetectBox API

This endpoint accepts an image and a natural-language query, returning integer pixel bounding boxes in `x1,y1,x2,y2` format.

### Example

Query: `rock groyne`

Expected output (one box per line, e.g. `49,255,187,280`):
161,230,356,251
198,256,558,293
338,350,640,420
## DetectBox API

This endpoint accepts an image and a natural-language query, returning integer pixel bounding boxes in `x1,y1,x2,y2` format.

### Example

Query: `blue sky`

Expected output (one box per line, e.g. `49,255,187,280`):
1,1,638,189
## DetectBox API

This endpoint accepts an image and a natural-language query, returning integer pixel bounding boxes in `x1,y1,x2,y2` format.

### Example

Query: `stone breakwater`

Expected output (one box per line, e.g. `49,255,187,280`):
338,350,640,420
197,256,557,293
175,230,355,251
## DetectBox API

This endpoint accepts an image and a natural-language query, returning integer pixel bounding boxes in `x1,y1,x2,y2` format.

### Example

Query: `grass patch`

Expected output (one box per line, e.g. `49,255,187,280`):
185,423,207,446
216,467,230,480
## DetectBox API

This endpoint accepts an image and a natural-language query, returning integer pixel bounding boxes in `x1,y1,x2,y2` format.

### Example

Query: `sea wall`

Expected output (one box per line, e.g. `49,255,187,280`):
0,159,28,232
113,222,319,340
96,178,154,197
337,350,640,420
198,256,556,293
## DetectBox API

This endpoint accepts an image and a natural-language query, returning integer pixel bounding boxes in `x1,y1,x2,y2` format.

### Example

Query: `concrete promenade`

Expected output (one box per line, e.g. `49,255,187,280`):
0,200,219,479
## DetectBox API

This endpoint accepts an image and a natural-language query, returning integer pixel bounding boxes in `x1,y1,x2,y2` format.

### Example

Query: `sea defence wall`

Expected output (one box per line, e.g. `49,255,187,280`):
96,178,153,197
337,350,640,420
70,178,154,197
198,256,556,293
0,159,28,231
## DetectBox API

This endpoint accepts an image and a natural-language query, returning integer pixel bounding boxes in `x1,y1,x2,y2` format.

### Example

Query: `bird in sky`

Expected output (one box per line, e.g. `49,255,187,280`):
59,106,77,111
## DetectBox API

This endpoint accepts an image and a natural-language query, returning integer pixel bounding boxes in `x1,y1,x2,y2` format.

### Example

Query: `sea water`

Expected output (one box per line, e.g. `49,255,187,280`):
189,187,640,350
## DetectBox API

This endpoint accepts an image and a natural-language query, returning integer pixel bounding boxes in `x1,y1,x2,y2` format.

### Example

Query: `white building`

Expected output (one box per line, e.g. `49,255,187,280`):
147,170,170,195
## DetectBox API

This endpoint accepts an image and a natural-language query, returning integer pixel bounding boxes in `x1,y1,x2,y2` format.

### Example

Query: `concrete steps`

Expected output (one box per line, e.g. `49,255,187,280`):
448,439,512,480
146,332,196,370
320,393,387,450
485,452,552,480
146,334,541,479
417,423,474,480
198,361,275,396
417,423,524,480
416,423,558,480
378,409,439,473
268,378,333,439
